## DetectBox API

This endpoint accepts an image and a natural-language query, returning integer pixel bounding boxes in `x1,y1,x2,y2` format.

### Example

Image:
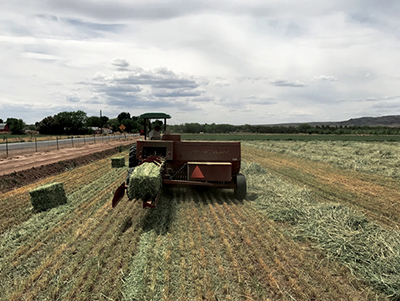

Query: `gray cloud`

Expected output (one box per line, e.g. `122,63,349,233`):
1,1,400,125
82,64,206,111
112,58,130,70
312,75,338,81
64,18,124,32
66,95,80,103
236,76,269,83
244,96,276,105
270,79,306,87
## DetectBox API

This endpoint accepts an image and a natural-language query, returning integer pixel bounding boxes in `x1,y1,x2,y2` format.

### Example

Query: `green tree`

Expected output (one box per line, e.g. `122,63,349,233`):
6,118,26,134
121,118,135,132
297,123,312,134
86,116,101,128
100,116,109,128
132,116,144,132
87,116,109,129
107,118,120,132
27,124,36,131
0,118,3,123
36,116,63,135
55,110,87,134
117,112,131,123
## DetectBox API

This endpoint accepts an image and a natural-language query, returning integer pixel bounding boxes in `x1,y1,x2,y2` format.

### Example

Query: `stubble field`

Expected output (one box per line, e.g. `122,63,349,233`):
1,140,400,300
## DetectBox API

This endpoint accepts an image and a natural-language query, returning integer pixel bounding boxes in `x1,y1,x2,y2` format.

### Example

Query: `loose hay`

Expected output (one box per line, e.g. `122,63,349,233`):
242,161,400,298
29,182,67,211
111,157,125,168
127,162,162,200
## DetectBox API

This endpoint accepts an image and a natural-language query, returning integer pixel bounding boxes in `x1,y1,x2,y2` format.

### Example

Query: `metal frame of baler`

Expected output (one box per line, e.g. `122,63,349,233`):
112,112,246,208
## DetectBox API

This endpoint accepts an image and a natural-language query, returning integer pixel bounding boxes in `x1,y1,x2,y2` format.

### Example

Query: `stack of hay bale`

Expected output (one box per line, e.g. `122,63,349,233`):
29,182,67,211
112,157,125,168
127,162,162,200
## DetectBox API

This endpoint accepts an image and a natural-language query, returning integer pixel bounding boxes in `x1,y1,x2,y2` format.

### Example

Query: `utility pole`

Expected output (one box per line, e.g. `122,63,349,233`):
100,110,103,134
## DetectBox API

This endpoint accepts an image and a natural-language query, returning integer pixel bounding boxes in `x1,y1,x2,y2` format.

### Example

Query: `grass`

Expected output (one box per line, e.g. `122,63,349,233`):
242,160,400,298
0,145,393,300
243,140,400,178
181,133,400,141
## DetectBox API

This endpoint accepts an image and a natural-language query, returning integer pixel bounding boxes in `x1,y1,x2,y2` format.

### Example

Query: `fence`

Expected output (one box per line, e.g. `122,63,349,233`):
0,134,136,158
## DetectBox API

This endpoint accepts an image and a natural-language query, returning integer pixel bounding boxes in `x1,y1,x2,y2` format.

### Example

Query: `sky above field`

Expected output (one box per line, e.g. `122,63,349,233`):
1,1,400,125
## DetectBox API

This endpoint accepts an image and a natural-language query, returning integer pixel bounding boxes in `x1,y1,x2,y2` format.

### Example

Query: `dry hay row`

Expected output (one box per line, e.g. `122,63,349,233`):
1,167,129,300
122,189,178,301
121,187,376,301
56,200,143,301
242,146,400,228
5,175,124,300
10,171,122,267
207,193,338,300
0,154,122,234
241,160,394,299
228,201,362,300
0,166,126,269
243,140,400,179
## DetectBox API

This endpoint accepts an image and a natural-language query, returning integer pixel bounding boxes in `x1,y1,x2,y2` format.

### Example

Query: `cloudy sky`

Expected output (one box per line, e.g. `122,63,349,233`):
1,1,400,125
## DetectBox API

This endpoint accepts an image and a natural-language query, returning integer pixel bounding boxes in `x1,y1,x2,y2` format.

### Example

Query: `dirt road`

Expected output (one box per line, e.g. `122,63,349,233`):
0,139,136,176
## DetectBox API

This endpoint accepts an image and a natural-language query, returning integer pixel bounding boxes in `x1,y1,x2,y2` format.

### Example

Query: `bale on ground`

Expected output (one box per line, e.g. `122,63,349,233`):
29,182,67,211
111,157,125,168
127,162,162,200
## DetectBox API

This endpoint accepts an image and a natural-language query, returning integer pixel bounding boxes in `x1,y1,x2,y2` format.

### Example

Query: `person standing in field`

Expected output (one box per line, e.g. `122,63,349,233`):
149,125,161,140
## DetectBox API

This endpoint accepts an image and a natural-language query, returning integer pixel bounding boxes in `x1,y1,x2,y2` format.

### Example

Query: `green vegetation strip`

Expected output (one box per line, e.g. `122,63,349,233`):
242,161,400,298
122,190,176,300
243,140,400,179
181,133,400,141
0,167,126,271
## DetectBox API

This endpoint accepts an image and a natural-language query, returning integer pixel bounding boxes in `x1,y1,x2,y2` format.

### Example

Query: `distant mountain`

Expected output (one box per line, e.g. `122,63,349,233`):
264,115,400,128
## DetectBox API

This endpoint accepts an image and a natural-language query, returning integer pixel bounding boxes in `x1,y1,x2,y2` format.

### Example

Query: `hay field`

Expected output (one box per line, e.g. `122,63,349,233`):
1,143,398,300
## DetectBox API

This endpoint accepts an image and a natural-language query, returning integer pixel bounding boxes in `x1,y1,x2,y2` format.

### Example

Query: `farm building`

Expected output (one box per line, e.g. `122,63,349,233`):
0,123,9,133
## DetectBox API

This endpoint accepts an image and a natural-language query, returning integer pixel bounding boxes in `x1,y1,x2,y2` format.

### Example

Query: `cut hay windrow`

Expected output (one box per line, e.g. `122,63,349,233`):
127,162,163,200
0,155,119,234
0,167,128,299
29,182,67,211
0,145,389,300
242,161,400,298
243,140,400,179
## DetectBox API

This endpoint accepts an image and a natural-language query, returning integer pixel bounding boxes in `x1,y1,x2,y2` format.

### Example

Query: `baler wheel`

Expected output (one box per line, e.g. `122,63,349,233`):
129,144,139,168
234,173,247,200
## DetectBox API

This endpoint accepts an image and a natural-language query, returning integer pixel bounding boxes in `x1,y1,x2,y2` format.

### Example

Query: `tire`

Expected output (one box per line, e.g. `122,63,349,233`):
129,143,139,168
234,173,247,200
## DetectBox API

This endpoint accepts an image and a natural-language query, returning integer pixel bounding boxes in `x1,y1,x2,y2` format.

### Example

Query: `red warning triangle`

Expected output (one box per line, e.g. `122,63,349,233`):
191,166,205,179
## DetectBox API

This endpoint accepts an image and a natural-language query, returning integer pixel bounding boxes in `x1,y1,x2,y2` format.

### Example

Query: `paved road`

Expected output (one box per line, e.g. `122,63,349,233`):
0,134,138,152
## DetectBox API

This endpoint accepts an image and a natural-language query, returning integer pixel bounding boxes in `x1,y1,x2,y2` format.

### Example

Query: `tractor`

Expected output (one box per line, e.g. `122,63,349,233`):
112,112,246,208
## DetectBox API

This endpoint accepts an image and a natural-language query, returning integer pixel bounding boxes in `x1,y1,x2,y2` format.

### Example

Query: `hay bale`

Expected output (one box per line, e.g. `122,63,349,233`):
127,162,162,200
29,182,67,211
112,157,125,168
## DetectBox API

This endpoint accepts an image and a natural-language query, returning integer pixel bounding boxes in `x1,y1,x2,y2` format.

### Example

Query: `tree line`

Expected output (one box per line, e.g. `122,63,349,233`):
2,113,400,136
169,123,400,135
1,111,144,135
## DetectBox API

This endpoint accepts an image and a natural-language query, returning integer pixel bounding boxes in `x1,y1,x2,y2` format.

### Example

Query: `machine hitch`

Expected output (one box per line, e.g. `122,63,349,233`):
142,191,160,208
112,182,127,208
112,183,160,208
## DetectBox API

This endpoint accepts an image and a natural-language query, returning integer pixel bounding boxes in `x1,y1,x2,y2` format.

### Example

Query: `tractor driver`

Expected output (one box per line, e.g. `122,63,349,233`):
149,125,161,140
